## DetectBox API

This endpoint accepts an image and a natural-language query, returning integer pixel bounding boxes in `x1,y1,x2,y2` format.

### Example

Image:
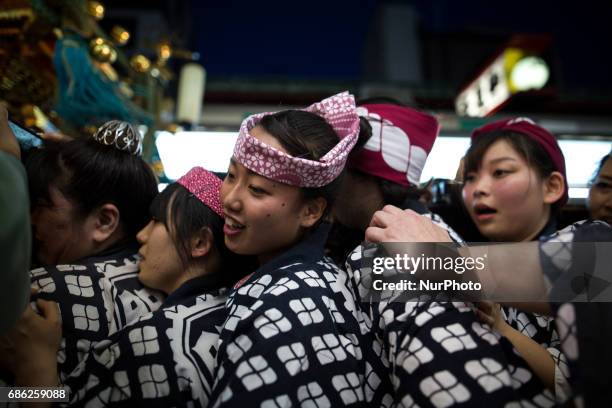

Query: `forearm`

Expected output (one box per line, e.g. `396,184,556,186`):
498,325,555,391
458,243,550,305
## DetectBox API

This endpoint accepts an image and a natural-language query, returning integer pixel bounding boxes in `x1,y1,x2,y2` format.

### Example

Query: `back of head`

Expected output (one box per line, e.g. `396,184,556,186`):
348,100,440,206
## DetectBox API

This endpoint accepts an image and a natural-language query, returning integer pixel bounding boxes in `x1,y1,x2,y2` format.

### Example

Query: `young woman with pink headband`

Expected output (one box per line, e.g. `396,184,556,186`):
212,92,393,406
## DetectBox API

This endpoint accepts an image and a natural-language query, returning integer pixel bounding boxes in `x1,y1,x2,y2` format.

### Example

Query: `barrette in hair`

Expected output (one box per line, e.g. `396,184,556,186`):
92,120,143,156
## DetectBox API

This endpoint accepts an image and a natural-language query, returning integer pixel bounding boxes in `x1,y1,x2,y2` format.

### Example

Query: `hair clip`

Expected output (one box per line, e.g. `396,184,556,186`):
92,120,143,156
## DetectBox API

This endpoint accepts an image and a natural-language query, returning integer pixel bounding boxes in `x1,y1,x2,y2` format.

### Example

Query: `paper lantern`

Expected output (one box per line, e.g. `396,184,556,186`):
176,63,206,125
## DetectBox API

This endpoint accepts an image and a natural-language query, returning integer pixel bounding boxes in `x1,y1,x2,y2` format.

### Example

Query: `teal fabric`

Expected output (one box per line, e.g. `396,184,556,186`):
53,31,152,128
0,151,31,335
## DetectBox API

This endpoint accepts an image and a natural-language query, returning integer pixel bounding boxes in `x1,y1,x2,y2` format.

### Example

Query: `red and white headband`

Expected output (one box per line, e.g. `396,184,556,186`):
472,117,568,205
233,92,360,187
348,104,439,187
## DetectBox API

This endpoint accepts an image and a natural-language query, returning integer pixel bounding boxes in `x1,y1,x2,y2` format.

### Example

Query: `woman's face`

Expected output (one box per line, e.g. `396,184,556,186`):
588,157,612,225
462,139,552,242
31,186,96,265
136,218,183,294
220,126,317,263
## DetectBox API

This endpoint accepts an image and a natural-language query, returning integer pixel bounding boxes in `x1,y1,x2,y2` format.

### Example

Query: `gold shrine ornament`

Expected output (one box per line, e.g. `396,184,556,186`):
130,55,151,73
111,26,130,46
87,1,105,20
90,37,117,63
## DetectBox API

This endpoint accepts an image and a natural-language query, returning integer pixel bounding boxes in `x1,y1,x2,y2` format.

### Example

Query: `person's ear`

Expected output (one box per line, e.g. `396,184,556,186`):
299,197,327,228
91,204,121,243
190,227,213,259
543,171,565,205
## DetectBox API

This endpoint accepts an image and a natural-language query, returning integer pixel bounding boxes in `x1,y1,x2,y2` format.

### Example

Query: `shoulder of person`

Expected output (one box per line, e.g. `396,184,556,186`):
543,219,612,243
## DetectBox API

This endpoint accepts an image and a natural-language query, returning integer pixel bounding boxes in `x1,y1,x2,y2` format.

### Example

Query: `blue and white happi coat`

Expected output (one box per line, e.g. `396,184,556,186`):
538,219,612,406
29,247,164,382
495,220,600,406
212,224,393,407
344,211,549,407
62,274,228,407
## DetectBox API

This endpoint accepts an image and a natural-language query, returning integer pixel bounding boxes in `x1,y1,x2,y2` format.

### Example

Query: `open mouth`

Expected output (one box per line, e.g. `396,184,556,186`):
473,204,497,217
225,216,245,229
224,216,246,235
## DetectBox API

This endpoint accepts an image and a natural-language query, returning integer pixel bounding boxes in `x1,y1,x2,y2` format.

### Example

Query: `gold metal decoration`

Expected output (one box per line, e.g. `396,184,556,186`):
111,25,130,46
90,37,104,47
87,1,105,20
0,8,35,36
130,54,151,73
157,42,172,62
0,58,55,108
89,37,117,63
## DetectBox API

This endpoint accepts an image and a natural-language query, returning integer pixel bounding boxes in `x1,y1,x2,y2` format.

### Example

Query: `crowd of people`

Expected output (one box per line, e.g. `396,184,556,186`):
0,92,610,407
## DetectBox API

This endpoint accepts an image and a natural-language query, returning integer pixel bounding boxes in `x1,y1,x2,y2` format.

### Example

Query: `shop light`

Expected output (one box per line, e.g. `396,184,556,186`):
455,47,551,117
510,56,549,91
156,131,237,179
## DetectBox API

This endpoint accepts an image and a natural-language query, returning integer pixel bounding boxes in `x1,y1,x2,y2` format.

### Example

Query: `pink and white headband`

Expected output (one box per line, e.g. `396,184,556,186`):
177,167,225,218
233,91,360,187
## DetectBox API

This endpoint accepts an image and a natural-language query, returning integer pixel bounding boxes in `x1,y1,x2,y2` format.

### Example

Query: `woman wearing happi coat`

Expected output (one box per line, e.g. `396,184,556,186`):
460,118,607,405
211,92,394,406
1,167,251,407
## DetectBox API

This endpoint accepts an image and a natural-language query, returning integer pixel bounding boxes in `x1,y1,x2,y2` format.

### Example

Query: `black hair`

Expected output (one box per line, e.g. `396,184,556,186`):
26,138,158,241
258,110,366,222
463,130,561,213
589,152,612,186
149,183,224,265
149,182,253,284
